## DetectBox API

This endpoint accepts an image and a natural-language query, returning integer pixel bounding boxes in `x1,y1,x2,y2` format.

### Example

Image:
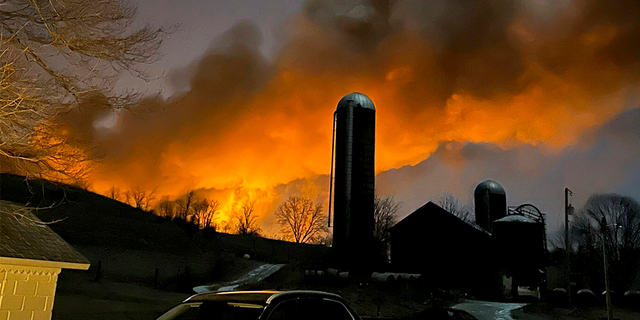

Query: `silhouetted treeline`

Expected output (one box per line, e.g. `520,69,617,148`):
551,193,640,294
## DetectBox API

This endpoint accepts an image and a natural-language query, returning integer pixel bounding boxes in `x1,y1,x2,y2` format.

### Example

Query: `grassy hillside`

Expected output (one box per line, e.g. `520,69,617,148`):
0,174,330,288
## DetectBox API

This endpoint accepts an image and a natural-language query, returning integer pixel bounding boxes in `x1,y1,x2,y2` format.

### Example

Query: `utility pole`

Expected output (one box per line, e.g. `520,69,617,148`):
564,188,573,301
601,217,613,320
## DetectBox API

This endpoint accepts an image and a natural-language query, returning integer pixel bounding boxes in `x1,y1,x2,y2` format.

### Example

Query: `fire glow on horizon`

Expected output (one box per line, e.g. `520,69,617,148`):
58,0,640,235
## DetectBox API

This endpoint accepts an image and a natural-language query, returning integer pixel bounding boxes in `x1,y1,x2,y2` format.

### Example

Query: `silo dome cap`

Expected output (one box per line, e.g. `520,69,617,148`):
337,92,375,110
494,214,536,224
474,180,506,195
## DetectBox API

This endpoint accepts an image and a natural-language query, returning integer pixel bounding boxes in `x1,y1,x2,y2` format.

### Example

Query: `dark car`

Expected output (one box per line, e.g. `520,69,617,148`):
412,307,478,320
156,290,361,320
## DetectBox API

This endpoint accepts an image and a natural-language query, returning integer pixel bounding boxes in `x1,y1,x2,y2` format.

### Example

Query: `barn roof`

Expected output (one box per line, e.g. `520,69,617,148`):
391,201,491,237
0,201,90,269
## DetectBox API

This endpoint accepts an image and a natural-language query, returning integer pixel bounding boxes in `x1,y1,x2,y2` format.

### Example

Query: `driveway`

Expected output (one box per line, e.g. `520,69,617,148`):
193,263,284,293
454,300,526,320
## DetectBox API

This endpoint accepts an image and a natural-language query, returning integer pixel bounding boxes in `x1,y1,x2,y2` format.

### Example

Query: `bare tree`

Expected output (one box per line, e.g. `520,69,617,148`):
175,190,196,221
572,194,640,292
192,198,219,229
108,186,121,201
157,196,175,218
235,199,261,236
127,187,156,211
174,199,185,219
203,200,220,229
373,194,400,250
275,196,327,244
141,189,156,211
0,0,169,182
437,192,471,221
123,190,132,206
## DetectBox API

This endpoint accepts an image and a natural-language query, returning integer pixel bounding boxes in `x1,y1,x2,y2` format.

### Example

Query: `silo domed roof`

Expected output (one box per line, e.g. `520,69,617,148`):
336,92,375,110
474,180,506,196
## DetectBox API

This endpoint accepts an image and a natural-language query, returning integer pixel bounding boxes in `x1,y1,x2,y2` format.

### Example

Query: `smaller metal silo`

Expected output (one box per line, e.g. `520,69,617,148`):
474,180,507,232
492,214,545,286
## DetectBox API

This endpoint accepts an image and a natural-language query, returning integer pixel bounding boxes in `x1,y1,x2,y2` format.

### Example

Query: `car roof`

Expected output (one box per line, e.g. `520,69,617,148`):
185,291,279,306
184,290,344,307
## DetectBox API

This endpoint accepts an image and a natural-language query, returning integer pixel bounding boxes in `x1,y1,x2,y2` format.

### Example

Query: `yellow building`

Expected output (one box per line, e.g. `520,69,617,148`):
0,201,90,320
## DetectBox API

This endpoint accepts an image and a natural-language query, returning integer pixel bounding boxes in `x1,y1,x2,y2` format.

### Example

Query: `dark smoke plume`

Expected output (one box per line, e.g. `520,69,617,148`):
56,0,640,232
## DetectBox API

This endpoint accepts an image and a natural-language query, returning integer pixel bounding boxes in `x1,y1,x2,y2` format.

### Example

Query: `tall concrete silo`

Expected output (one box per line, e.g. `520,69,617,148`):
474,180,507,232
329,92,375,271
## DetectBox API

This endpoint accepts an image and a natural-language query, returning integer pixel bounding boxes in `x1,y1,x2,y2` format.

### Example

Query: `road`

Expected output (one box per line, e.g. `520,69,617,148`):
454,300,526,320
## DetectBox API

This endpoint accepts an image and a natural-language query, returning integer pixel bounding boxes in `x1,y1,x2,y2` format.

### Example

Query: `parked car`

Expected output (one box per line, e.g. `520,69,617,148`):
156,290,362,320
411,307,478,320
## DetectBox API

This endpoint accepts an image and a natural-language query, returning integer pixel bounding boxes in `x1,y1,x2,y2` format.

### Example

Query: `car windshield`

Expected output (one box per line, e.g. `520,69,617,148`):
157,302,264,320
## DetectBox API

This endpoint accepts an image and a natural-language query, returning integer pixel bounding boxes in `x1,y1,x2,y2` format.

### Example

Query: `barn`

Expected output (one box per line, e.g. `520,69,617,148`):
390,201,494,290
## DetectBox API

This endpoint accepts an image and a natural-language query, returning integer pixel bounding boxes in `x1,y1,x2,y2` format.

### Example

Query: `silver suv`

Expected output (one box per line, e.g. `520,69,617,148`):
157,290,361,320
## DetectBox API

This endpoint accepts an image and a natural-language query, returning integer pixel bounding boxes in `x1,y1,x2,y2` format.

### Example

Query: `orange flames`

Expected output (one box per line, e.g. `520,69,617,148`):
73,0,640,236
